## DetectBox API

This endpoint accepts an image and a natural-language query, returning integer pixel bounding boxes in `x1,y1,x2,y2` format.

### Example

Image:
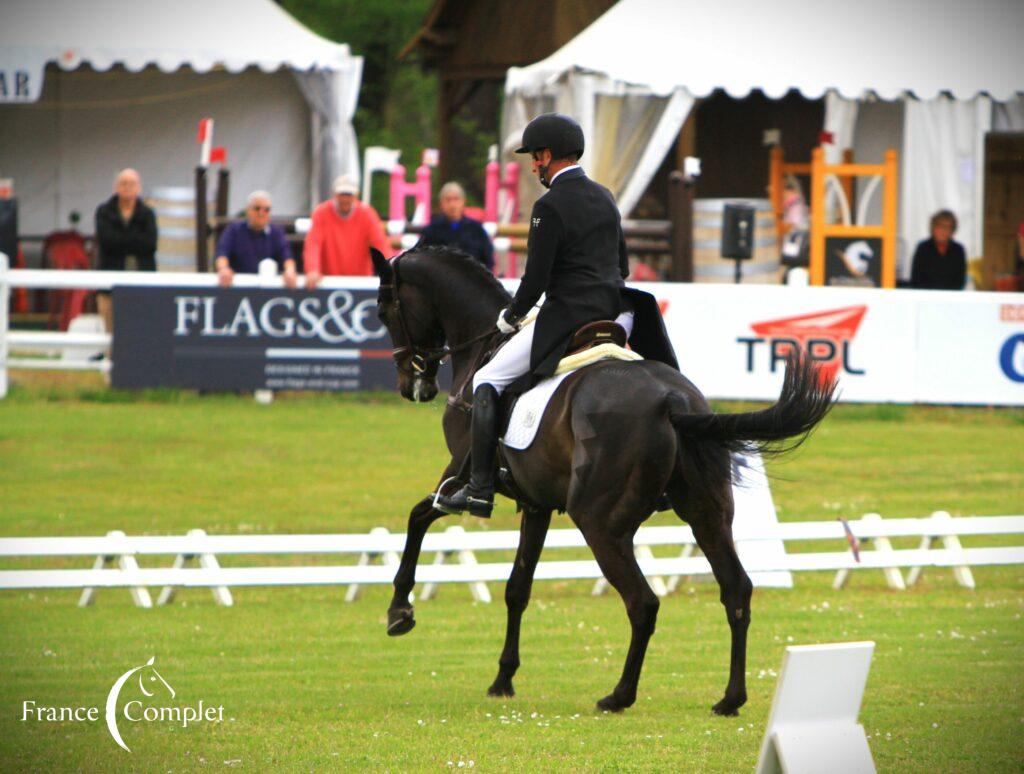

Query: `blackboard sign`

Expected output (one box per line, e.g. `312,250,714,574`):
824,236,883,287
111,286,403,392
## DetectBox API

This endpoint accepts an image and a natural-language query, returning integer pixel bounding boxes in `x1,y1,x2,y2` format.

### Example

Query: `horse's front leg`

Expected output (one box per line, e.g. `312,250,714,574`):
488,506,552,697
386,493,446,635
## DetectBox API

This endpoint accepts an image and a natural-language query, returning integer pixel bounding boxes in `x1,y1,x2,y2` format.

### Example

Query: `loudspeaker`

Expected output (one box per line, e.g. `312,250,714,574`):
721,203,755,260
0,199,16,263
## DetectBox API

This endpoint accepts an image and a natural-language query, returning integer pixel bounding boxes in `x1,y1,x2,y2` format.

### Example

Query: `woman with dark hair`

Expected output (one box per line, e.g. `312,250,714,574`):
909,209,966,290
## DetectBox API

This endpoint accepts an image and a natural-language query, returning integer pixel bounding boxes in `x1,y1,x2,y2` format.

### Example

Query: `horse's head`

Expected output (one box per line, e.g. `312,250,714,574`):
137,655,176,700
372,248,444,403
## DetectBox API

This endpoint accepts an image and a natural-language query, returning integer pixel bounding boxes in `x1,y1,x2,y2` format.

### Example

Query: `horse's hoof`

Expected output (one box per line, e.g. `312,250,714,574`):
487,681,515,698
386,607,416,637
711,694,745,716
596,692,633,713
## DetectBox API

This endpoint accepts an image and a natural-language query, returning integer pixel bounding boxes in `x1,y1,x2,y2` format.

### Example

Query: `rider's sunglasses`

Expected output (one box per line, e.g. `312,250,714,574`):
250,205,271,212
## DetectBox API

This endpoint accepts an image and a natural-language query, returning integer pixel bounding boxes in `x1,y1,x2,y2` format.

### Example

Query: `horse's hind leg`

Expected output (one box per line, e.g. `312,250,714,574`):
488,505,552,698
577,519,660,713
678,485,753,716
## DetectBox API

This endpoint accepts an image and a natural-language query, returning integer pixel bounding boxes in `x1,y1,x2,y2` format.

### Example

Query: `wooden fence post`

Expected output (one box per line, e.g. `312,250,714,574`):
668,171,693,282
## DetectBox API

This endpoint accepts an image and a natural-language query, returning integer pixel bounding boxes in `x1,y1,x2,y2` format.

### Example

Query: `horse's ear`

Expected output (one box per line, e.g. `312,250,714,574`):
370,248,391,280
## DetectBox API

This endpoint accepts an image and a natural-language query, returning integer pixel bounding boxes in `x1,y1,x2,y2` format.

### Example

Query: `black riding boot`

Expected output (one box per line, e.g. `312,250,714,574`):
436,384,499,518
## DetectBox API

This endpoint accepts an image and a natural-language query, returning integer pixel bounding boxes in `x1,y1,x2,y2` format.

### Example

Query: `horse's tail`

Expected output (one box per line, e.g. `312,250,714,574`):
665,351,836,459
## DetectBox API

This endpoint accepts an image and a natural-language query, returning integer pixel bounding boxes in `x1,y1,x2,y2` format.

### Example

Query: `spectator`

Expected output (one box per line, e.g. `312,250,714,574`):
214,190,297,288
303,175,391,288
909,210,966,290
781,176,810,231
94,168,157,334
416,181,494,272
1017,221,1024,276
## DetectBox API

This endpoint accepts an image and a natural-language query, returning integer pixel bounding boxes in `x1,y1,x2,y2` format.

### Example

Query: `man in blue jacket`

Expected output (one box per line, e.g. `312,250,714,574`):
416,181,494,272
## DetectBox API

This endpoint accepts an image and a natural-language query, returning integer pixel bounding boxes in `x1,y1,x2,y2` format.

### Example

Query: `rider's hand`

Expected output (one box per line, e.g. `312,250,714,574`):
496,308,518,335
217,265,234,287
305,270,322,290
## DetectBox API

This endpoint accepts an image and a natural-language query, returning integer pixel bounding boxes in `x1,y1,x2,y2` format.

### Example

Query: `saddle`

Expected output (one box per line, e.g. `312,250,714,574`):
565,320,628,356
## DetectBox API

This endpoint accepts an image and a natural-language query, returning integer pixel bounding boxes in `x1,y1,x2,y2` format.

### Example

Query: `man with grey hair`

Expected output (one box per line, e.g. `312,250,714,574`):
94,167,158,335
416,180,494,271
214,189,297,287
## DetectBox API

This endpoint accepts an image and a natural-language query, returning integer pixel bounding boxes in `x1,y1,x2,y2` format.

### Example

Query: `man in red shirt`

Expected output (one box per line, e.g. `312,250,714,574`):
303,175,391,287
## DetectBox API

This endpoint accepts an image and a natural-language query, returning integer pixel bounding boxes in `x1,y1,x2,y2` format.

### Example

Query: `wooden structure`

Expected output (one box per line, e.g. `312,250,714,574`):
399,0,616,197
769,145,853,245
809,148,899,288
983,132,1024,290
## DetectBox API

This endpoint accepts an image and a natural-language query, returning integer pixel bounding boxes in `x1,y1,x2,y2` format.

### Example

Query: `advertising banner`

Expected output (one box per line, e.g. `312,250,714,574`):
111,286,398,392
645,282,1024,406
109,280,1023,405
823,236,883,287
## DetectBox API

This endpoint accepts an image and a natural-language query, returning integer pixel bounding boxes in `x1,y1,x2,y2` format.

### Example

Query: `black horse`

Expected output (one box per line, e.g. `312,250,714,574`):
372,246,834,715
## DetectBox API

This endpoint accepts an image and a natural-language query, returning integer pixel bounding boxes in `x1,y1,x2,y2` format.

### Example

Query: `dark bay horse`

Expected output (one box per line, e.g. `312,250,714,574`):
372,247,835,715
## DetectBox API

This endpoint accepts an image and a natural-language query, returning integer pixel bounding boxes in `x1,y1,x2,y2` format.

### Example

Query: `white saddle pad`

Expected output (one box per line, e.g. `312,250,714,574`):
501,344,642,451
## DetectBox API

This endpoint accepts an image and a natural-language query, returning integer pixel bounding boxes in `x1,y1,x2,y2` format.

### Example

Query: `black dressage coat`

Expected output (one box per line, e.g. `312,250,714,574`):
507,167,678,384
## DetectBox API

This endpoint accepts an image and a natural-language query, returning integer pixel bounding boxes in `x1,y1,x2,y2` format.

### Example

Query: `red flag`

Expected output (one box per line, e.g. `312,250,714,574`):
819,130,835,145
196,118,211,143
209,146,227,165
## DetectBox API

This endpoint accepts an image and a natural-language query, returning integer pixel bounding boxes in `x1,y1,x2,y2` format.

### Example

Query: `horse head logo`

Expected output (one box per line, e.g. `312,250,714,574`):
105,656,175,752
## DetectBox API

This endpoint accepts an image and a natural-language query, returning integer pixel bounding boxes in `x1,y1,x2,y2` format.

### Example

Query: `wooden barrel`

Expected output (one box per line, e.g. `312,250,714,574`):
148,186,208,273
692,198,781,284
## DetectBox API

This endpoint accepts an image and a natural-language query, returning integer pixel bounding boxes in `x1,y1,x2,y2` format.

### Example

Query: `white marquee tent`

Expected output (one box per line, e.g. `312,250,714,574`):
0,0,362,236
504,0,1024,275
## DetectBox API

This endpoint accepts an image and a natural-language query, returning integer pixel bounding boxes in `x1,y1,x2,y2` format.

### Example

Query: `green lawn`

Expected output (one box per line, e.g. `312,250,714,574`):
1,380,1022,771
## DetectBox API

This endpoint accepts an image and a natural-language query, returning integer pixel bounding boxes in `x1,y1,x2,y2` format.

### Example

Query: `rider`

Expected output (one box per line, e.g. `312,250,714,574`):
437,113,677,518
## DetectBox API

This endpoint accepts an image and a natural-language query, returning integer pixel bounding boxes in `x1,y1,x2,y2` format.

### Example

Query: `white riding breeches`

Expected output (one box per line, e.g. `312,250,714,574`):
473,310,635,394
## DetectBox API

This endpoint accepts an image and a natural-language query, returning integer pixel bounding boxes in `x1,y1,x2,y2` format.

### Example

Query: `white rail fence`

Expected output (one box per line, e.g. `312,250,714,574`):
0,254,380,398
1,512,1021,608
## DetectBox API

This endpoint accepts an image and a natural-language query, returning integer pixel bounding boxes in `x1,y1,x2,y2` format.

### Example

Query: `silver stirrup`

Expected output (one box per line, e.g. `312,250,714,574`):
432,476,460,511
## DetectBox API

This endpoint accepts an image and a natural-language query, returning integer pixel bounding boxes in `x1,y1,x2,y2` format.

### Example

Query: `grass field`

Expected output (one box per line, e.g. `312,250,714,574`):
1,377,1022,771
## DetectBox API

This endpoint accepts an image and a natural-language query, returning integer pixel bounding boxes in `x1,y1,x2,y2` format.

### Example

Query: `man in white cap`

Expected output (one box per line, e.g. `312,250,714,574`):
302,174,391,287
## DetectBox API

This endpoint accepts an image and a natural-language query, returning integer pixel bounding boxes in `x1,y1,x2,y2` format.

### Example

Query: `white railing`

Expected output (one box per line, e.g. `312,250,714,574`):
0,254,382,398
1,512,1021,608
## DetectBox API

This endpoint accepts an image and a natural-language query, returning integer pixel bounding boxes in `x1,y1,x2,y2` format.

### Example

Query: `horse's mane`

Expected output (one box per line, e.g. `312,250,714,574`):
402,245,511,305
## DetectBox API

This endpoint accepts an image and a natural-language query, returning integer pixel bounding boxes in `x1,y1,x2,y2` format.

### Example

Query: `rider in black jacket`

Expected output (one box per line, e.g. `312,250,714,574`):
437,113,677,518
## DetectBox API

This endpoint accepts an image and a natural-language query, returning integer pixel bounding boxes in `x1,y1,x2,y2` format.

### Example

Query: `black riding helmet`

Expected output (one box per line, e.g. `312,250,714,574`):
515,113,585,160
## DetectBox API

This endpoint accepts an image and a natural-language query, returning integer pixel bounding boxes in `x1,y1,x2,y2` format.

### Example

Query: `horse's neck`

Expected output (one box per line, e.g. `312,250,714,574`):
426,270,505,386
444,299,502,386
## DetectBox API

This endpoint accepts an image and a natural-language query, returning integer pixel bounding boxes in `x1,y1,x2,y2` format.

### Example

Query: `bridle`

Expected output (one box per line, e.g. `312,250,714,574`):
378,253,498,378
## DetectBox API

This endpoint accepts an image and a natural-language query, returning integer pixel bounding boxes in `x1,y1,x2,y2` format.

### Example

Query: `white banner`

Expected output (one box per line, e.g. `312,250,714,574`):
638,283,1024,406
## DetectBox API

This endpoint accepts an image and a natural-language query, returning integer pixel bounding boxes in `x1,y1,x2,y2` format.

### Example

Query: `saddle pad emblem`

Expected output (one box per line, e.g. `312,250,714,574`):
523,409,537,428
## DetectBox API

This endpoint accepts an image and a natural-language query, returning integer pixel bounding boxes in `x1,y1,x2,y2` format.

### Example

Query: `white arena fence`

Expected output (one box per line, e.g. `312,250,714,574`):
1,512,1022,608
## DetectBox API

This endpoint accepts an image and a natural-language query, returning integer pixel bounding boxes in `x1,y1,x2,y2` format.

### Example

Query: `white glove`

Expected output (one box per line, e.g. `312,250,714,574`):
496,308,518,335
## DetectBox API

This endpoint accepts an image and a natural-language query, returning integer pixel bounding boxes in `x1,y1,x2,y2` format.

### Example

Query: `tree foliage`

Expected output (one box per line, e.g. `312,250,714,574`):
281,0,438,211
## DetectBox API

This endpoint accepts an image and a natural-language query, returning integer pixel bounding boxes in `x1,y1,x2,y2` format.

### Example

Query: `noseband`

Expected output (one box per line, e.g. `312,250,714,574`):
378,254,497,377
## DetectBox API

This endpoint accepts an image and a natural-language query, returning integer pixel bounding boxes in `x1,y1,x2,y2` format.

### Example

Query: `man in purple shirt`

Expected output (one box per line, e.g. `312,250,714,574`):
215,190,298,287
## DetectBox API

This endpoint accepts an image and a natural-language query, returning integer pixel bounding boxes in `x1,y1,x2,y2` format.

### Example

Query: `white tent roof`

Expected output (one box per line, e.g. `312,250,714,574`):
507,0,1024,102
0,0,354,76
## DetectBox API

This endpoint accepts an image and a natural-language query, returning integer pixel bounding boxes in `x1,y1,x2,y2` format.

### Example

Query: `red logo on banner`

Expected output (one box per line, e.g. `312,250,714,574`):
739,305,868,380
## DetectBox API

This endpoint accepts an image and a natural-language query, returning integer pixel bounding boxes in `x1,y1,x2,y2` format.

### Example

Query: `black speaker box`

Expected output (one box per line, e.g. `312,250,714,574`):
721,203,754,260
